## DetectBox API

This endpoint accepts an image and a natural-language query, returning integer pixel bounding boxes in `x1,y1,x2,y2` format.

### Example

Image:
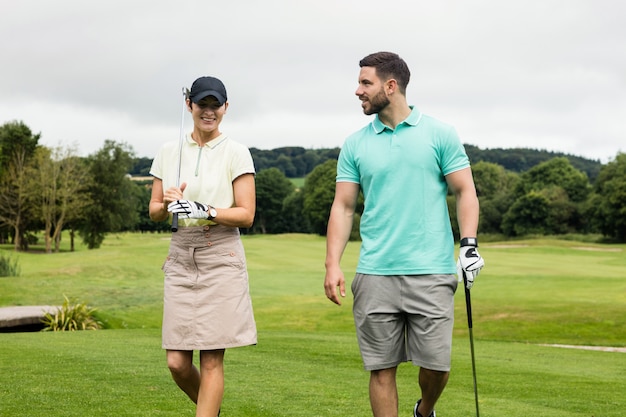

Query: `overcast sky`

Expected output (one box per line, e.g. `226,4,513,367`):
1,0,624,162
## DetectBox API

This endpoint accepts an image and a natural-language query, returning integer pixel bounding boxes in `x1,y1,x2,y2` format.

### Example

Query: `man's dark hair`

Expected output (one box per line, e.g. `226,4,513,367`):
359,51,410,95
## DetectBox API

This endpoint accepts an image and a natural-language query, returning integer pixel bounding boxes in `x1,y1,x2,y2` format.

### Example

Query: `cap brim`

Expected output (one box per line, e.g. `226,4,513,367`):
191,91,226,105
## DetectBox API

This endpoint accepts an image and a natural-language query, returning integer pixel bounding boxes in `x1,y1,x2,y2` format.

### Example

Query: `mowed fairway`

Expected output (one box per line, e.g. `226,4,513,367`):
1,233,624,416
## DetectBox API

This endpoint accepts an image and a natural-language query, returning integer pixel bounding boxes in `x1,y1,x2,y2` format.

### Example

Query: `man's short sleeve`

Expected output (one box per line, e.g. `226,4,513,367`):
336,139,360,183
439,126,470,176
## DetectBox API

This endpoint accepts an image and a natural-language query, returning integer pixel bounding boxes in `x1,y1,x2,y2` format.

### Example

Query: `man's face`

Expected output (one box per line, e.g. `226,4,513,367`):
355,66,389,115
188,96,228,134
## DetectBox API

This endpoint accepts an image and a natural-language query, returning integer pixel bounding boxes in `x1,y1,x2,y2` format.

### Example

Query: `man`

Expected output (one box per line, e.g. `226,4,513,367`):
324,51,484,417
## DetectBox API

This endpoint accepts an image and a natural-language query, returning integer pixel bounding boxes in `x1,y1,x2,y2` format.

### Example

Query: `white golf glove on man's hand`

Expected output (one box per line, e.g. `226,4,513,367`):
167,200,209,220
457,237,485,289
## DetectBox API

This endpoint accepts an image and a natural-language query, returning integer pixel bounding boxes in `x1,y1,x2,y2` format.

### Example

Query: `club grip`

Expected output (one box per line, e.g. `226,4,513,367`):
171,213,179,232
462,271,473,328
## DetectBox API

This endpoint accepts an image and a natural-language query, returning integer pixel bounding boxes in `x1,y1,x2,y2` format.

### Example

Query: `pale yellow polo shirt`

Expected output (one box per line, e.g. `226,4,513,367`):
150,133,255,227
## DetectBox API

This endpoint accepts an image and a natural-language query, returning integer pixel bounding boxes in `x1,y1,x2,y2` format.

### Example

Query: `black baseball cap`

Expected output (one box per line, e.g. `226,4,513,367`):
189,76,227,105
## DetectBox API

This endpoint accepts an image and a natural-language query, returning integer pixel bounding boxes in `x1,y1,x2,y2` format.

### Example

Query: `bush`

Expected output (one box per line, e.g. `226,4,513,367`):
0,252,20,277
41,295,102,331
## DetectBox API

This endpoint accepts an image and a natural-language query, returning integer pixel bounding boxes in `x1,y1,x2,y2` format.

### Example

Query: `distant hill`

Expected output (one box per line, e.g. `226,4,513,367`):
131,145,604,182
463,144,602,182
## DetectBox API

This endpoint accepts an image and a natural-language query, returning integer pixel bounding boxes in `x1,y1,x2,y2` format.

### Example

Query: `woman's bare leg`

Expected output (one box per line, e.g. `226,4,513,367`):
166,350,200,403
195,349,225,417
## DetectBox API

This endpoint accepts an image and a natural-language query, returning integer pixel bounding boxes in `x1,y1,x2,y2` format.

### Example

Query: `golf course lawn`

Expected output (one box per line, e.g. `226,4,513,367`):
1,233,624,416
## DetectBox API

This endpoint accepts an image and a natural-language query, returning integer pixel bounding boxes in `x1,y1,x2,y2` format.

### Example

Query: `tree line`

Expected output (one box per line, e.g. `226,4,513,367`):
249,154,626,242
130,146,342,178
1,120,625,254
0,121,145,251
131,145,602,180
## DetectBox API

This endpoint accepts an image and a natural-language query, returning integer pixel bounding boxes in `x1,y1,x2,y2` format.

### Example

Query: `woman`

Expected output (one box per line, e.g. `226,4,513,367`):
149,76,257,417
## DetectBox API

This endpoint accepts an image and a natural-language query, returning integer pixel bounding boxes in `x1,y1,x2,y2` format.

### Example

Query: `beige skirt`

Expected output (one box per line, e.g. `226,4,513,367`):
161,225,257,350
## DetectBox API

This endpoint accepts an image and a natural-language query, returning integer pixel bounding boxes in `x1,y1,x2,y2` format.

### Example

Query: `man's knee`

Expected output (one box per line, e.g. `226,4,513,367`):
370,367,397,384
420,367,449,380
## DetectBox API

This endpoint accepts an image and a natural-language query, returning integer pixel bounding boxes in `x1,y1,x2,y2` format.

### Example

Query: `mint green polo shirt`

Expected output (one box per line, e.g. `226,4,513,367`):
336,107,469,275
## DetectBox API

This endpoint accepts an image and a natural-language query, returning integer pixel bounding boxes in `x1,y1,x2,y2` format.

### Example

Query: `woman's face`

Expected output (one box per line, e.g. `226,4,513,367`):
188,96,228,135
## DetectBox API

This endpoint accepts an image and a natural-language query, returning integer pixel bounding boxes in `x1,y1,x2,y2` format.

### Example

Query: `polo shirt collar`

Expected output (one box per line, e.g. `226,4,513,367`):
372,106,422,133
185,133,228,148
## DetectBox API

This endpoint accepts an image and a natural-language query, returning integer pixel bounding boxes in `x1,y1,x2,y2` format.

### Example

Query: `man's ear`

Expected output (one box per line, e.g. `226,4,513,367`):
386,79,397,95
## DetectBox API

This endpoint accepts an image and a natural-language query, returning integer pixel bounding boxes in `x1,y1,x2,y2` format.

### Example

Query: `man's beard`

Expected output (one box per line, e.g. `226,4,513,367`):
363,87,390,115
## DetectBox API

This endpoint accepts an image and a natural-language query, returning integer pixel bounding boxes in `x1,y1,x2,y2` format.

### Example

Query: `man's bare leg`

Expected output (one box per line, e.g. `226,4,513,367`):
369,367,398,417
416,368,449,417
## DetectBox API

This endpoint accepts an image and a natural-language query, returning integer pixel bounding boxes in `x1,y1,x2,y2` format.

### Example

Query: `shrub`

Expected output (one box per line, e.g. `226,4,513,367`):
0,252,20,277
41,296,102,331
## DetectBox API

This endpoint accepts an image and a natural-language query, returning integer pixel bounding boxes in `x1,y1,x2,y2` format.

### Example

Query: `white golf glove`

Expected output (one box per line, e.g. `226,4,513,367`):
167,200,209,220
457,237,484,289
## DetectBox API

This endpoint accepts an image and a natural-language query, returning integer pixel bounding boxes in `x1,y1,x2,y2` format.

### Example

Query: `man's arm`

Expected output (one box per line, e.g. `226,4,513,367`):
446,167,479,238
324,181,360,305
446,166,484,288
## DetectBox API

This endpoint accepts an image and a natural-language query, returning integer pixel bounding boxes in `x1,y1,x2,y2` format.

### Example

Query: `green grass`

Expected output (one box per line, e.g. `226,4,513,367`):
1,233,625,416
289,177,305,188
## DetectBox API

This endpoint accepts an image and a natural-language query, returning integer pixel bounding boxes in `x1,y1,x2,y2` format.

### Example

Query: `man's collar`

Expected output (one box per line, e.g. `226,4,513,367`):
372,106,422,133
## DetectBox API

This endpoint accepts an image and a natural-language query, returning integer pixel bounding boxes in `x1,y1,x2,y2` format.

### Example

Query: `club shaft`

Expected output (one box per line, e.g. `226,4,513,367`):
467,325,480,417
463,273,480,417
171,87,187,232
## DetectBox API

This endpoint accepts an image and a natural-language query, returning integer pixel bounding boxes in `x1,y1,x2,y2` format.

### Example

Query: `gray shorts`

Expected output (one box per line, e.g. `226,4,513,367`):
351,273,458,371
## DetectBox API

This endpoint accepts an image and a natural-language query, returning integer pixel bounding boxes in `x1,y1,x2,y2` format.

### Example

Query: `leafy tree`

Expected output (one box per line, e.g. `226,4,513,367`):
0,121,40,178
132,179,169,233
129,157,154,176
302,160,338,236
253,168,295,234
281,188,311,233
513,157,591,202
586,153,626,242
274,155,297,178
478,193,517,234
295,151,321,176
0,147,34,250
28,145,91,253
502,158,591,236
78,140,138,249
0,121,41,250
471,161,520,234
501,191,551,236
541,185,581,234
472,161,516,198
